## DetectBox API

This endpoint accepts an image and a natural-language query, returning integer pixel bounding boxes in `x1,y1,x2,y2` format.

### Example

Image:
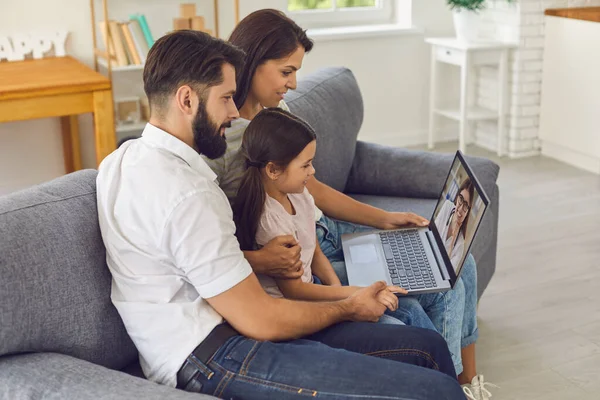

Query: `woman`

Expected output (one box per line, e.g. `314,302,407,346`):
435,178,474,271
203,9,495,400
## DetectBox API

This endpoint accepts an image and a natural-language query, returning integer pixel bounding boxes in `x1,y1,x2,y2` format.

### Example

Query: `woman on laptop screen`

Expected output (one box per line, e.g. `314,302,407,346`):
435,177,474,270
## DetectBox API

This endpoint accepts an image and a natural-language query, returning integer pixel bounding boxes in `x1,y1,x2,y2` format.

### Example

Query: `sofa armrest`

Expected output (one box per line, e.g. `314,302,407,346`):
345,141,500,199
0,353,217,400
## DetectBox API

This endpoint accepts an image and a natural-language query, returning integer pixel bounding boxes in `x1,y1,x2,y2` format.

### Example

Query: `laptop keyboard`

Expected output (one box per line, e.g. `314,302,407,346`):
379,230,437,290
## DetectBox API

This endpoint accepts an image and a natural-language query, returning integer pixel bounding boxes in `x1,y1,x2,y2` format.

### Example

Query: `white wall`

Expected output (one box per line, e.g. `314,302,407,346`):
0,0,456,195
476,0,600,158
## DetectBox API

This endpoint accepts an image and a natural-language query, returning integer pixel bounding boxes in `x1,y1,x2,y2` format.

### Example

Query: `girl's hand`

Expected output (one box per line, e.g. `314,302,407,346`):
375,286,407,312
377,212,429,230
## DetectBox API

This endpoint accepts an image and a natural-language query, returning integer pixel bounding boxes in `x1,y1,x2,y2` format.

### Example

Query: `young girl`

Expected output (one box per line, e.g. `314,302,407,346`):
233,108,404,310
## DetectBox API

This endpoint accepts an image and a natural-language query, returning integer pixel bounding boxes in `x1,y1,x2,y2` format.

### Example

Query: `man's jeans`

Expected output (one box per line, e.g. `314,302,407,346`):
316,215,479,375
180,322,464,399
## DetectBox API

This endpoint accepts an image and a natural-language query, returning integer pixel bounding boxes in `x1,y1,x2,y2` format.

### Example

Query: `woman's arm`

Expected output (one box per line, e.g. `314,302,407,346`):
276,278,359,302
306,178,428,229
310,238,342,286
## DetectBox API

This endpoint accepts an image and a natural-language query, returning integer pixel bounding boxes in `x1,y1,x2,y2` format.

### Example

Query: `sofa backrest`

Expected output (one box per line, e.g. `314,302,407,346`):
0,170,137,370
286,67,364,192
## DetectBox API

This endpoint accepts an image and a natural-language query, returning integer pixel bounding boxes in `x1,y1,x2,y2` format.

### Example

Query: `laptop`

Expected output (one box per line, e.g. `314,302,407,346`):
341,151,490,294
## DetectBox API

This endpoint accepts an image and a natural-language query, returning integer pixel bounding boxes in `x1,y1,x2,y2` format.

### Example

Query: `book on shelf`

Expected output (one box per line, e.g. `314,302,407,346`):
98,21,116,60
130,14,154,49
107,20,130,66
129,20,150,64
98,15,155,68
119,21,142,65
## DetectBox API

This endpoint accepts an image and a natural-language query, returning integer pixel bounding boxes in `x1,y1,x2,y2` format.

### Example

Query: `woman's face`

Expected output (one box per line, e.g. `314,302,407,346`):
455,189,471,226
251,45,306,108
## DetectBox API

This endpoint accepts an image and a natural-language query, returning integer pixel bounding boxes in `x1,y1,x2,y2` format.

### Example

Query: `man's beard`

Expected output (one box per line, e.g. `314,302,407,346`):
192,102,231,160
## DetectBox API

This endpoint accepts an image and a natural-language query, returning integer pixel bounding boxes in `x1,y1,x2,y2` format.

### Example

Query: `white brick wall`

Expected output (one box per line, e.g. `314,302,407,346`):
474,0,600,157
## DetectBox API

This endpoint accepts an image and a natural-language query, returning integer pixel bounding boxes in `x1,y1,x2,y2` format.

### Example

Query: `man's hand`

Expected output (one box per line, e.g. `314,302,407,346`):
344,281,390,322
375,286,407,311
377,212,429,230
251,235,303,279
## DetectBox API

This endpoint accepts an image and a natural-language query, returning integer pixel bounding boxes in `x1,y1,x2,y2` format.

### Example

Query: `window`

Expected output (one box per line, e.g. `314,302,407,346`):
287,0,395,29
288,0,378,11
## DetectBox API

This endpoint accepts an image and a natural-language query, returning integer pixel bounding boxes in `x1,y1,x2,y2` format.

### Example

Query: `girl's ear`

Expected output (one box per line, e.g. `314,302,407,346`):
265,162,282,181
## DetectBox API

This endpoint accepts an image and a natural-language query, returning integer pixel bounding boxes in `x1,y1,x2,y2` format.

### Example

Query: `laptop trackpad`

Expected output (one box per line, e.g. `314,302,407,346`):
349,243,379,264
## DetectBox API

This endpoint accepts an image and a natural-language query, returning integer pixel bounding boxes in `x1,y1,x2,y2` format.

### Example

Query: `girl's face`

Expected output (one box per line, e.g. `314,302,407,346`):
251,45,306,108
455,188,471,226
271,140,316,194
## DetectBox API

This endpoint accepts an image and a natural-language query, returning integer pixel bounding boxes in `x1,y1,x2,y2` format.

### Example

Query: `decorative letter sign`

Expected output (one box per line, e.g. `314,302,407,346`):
0,31,69,62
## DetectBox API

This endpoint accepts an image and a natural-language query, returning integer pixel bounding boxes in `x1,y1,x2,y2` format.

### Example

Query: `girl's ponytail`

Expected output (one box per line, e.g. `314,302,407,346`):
234,160,266,251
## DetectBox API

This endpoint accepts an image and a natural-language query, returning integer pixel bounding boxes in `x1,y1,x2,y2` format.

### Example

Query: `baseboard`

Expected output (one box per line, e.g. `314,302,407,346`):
542,141,600,174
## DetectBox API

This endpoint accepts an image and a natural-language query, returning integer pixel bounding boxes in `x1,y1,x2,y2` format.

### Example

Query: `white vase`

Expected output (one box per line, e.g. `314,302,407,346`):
453,9,481,43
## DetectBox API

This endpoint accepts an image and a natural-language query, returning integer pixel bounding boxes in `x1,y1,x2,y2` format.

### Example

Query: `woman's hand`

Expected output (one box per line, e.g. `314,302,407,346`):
376,212,429,230
244,235,303,279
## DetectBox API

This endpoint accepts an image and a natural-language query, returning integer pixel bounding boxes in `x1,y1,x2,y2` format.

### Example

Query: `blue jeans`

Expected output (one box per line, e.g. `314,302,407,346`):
181,322,464,399
316,215,479,375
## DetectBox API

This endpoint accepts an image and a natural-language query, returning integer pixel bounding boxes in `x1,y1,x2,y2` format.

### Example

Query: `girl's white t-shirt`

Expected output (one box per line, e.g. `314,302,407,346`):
255,188,317,298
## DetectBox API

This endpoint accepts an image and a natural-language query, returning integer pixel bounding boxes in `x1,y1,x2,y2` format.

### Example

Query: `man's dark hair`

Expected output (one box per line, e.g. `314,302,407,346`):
143,30,245,112
228,9,313,109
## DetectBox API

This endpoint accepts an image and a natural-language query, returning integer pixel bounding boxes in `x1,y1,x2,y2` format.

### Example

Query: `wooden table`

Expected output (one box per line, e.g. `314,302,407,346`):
0,56,116,173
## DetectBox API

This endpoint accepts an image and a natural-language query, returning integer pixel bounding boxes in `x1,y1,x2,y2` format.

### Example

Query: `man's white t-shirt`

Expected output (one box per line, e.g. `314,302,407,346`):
96,124,252,387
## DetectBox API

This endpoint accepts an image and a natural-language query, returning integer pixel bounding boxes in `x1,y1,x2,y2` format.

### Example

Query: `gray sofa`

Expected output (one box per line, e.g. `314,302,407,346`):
0,67,499,399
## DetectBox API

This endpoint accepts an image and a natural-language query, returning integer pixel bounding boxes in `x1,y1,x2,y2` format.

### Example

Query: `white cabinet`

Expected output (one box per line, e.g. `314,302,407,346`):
539,15,600,174
426,38,514,156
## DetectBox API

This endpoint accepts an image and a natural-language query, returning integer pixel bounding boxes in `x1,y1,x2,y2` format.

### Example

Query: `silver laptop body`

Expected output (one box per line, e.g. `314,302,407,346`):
341,151,490,294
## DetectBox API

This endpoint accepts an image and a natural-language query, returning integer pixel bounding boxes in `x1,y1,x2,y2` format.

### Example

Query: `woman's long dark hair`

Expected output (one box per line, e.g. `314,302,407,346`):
455,178,475,238
233,108,317,251
228,9,313,109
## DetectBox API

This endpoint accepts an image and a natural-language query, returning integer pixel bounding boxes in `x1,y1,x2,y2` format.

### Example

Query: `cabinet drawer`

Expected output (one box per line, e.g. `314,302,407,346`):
436,46,464,66
473,50,502,66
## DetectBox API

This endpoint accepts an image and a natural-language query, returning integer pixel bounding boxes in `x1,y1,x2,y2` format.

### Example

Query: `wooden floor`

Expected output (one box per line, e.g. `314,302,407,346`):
411,143,600,399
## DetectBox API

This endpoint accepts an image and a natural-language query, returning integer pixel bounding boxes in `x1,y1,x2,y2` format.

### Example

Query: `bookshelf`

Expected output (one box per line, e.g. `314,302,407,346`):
89,0,241,137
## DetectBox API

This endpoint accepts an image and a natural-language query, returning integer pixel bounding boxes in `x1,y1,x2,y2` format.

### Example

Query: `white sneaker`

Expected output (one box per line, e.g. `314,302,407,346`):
461,375,498,400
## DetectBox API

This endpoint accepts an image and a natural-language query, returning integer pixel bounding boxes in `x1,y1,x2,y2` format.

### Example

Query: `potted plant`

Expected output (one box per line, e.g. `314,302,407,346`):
448,0,514,42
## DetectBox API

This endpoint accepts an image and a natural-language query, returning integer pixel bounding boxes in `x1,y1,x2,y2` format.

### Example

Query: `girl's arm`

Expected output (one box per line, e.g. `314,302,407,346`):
277,237,357,301
310,237,342,286
276,277,359,302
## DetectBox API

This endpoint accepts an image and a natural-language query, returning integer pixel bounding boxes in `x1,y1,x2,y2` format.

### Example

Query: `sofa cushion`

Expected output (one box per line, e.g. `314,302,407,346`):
0,170,137,370
0,353,212,400
286,67,364,192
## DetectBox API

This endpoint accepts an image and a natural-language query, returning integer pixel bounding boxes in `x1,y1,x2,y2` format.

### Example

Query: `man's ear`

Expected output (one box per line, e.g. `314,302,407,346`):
174,85,195,115
265,162,282,181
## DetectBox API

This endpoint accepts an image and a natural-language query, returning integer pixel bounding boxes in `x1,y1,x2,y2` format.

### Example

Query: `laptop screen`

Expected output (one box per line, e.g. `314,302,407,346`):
430,152,489,279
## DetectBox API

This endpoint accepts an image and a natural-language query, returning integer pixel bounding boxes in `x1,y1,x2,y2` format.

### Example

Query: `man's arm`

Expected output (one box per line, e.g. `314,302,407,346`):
306,177,429,230
207,273,386,341
242,235,303,279
165,190,387,341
